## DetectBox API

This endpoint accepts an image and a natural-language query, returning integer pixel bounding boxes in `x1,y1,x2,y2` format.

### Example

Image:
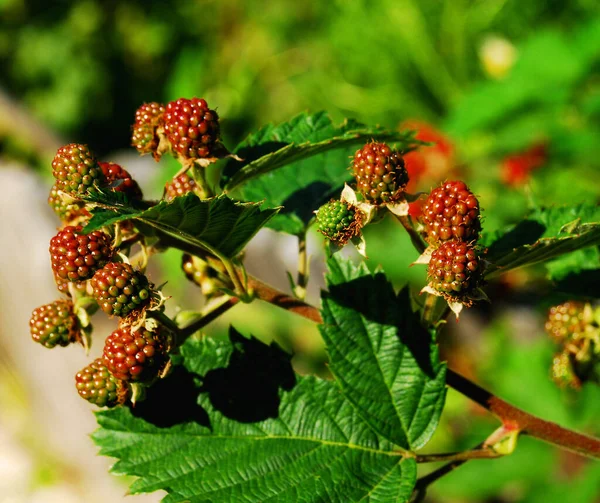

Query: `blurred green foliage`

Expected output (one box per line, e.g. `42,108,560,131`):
2,1,600,501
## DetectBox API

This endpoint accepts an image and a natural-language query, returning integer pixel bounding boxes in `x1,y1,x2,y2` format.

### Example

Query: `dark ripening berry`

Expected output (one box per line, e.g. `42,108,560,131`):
99,162,143,200
29,300,79,348
76,358,129,407
545,301,589,344
51,143,105,195
132,102,165,156
422,181,481,245
91,262,151,317
48,183,90,225
316,200,362,245
427,241,482,300
352,141,409,204
50,225,113,282
165,173,199,201
164,97,220,160
102,326,167,382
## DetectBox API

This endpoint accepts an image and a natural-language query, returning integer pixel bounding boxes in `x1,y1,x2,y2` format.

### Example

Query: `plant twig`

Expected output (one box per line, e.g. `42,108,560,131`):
415,448,501,463
446,369,600,459
178,296,239,342
246,275,322,323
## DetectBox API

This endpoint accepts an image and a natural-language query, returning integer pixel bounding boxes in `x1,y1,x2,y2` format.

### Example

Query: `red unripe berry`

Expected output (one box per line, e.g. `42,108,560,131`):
50,225,113,282
422,180,481,245
102,326,167,382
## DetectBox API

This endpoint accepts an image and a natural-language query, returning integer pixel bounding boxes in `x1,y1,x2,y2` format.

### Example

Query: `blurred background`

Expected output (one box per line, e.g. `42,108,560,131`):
1,0,599,501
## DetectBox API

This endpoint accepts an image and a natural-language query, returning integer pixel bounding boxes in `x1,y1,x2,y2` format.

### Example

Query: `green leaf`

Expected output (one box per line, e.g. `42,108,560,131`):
82,190,279,258
483,204,600,279
93,329,417,503
320,255,447,450
223,111,421,235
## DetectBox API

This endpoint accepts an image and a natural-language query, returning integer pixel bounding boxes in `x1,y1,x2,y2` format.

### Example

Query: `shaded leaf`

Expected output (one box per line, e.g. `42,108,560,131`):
223,111,421,235
82,190,279,258
94,328,417,503
483,204,600,279
320,256,447,450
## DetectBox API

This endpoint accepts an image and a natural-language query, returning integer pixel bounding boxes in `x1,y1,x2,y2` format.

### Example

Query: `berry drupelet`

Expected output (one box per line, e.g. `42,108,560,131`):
76,358,129,407
352,141,409,204
421,180,480,245
102,326,168,382
50,225,113,282
91,262,151,317
29,299,80,348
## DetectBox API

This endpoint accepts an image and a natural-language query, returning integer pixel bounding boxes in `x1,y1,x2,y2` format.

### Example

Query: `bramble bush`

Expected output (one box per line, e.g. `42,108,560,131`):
30,97,600,502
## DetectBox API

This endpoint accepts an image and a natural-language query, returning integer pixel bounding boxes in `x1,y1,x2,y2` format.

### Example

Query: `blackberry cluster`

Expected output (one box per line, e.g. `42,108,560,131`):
99,162,143,200
51,143,105,195
421,181,480,245
102,326,167,382
545,301,599,389
352,142,408,204
316,200,361,245
75,358,129,407
50,225,113,282
131,102,165,157
29,300,80,348
545,301,589,343
182,253,232,298
427,241,481,299
164,97,221,160
91,262,151,317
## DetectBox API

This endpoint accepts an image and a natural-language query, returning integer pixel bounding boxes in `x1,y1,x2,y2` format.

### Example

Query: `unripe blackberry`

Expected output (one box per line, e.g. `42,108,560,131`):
52,143,105,195
91,262,151,317
316,200,362,245
352,141,409,204
545,301,589,344
422,181,481,245
50,226,113,282
551,351,581,389
182,253,231,297
29,300,80,348
75,358,129,407
132,102,165,156
427,241,482,298
48,183,89,225
164,97,220,160
102,326,168,382
165,173,199,201
99,162,143,200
